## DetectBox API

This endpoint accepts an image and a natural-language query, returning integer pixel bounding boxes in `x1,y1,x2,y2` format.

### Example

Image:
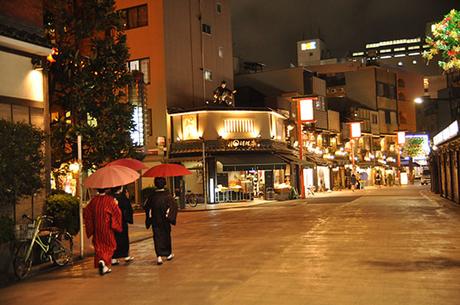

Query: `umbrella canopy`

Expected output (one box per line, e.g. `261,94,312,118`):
106,158,147,171
85,165,140,188
143,163,192,177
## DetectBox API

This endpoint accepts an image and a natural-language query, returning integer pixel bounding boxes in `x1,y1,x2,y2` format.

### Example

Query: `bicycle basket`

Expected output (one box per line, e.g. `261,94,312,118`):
14,224,35,241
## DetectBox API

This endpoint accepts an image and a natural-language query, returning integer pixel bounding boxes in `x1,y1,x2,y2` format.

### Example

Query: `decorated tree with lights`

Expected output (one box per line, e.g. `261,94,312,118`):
45,0,136,172
423,9,460,71
402,137,425,183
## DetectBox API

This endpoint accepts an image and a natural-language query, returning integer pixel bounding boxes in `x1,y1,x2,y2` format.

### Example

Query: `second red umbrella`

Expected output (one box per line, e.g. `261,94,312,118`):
143,163,192,177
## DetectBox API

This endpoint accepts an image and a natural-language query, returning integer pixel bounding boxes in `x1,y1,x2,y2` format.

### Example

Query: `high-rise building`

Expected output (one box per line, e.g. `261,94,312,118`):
115,0,234,158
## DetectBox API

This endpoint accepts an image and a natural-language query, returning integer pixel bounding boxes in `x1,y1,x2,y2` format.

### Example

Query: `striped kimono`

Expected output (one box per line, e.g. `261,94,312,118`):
84,194,123,268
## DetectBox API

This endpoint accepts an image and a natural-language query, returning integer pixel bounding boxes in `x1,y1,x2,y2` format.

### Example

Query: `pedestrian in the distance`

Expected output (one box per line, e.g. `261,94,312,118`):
111,186,134,265
144,177,178,265
375,172,382,188
84,188,122,275
351,173,357,192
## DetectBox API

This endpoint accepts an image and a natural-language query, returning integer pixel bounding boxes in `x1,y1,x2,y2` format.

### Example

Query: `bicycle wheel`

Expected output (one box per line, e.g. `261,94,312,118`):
13,242,33,280
189,195,198,207
50,232,73,266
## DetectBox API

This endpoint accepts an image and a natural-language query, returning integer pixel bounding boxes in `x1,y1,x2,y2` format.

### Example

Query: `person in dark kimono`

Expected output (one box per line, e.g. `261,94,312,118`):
111,186,134,265
84,188,122,275
144,177,178,265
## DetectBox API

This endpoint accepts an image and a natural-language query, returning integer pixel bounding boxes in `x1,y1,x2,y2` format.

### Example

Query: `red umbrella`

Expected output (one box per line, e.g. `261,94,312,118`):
106,158,147,171
143,164,192,177
85,165,140,188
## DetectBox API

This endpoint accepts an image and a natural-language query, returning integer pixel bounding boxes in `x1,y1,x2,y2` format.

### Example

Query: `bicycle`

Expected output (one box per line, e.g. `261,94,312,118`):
13,215,73,280
185,190,198,207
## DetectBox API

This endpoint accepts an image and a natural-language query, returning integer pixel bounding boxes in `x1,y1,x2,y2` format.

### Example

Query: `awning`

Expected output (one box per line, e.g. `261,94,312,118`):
215,153,286,171
277,153,314,167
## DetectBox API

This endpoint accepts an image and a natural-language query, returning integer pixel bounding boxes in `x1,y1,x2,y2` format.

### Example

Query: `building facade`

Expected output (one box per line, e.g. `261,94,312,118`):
115,0,234,162
0,0,51,219
168,107,304,203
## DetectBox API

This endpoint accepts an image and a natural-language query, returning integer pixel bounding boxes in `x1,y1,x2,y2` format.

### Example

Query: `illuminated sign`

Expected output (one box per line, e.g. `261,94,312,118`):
182,114,198,140
433,121,459,146
349,122,361,138
227,139,258,149
299,98,315,122
406,134,430,159
301,41,317,50
397,131,406,144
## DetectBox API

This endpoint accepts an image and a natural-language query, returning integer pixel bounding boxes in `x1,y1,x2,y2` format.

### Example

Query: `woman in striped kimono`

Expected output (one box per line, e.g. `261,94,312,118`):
84,189,123,275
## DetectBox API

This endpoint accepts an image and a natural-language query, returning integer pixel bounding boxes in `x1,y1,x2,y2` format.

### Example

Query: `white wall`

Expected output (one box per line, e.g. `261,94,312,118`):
0,51,44,102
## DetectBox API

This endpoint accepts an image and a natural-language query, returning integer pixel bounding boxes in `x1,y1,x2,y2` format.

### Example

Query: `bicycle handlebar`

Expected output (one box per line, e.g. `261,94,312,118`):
22,214,54,222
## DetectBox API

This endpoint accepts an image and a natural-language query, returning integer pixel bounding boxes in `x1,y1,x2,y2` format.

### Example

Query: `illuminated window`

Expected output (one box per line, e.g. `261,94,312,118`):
301,41,317,50
128,58,150,84
224,119,255,133
202,24,212,34
397,61,403,66
218,46,224,58
204,69,212,81
121,5,148,29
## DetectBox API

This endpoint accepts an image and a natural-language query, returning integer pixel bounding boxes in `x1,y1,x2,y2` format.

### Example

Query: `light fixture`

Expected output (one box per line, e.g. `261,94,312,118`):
31,57,43,70
414,97,423,104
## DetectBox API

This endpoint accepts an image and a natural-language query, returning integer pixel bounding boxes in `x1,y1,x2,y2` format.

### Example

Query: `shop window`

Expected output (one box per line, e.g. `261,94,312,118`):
30,108,44,129
0,103,11,121
12,105,29,123
121,4,148,29
127,58,150,84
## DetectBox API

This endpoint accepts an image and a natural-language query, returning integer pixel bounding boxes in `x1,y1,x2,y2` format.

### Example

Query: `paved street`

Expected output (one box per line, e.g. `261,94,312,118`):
1,186,460,305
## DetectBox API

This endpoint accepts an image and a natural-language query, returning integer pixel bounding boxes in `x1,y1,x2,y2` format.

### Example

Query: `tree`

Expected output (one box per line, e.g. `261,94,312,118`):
402,137,426,183
45,0,136,172
0,120,45,218
423,9,460,71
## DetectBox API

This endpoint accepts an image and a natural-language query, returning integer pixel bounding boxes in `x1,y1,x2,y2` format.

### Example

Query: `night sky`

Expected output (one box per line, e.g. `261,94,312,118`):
231,0,459,68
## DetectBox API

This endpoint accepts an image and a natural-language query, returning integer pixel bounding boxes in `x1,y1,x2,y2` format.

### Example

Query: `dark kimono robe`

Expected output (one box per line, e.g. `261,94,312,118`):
84,194,122,267
144,189,178,257
113,191,134,259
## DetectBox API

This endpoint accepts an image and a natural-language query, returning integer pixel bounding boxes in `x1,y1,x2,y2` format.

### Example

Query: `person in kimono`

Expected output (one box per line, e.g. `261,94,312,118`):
144,177,178,265
84,188,122,275
111,186,134,265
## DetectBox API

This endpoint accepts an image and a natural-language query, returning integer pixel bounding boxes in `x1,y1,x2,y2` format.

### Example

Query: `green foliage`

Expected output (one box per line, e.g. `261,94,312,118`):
402,137,425,159
0,216,14,243
44,194,80,235
46,0,135,171
0,119,45,208
423,9,460,71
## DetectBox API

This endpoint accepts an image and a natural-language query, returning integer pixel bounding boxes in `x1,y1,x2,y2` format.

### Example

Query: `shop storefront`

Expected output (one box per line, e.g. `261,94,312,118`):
168,107,304,204
432,121,460,204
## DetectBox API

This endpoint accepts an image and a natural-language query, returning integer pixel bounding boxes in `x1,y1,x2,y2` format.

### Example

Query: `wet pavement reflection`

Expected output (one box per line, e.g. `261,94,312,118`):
1,186,460,305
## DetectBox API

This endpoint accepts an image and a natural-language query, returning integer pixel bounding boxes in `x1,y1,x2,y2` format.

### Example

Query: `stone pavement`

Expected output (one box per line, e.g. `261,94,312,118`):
1,185,460,305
